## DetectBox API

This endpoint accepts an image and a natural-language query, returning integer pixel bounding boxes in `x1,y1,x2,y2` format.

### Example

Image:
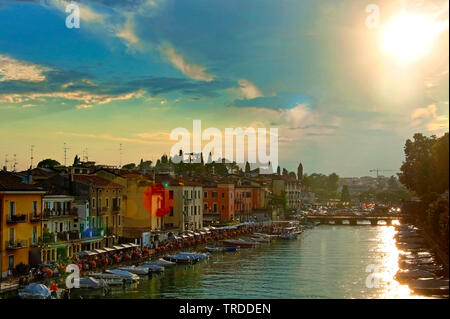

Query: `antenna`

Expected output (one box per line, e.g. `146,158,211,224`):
82,148,89,162
64,143,70,166
119,144,123,168
30,145,35,168
13,154,17,172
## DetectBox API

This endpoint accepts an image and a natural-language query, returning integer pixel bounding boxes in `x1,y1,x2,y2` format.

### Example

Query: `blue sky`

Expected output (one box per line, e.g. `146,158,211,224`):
0,0,448,176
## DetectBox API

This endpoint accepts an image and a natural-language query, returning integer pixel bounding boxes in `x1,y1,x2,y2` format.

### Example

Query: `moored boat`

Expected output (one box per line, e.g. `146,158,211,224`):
410,278,449,296
105,269,140,282
18,283,51,299
163,254,198,264
146,258,176,267
118,266,151,275
222,239,260,248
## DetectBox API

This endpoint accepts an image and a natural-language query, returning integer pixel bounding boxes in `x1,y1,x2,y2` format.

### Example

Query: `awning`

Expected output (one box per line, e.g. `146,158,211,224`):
112,245,125,250
78,250,98,256
199,231,206,235
181,235,188,239
194,232,201,236
120,244,133,248
103,247,116,252
94,249,107,254
129,243,140,248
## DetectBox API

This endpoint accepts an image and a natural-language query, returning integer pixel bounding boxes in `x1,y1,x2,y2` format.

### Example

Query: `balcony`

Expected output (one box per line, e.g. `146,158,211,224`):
184,198,193,205
57,230,81,242
29,212,41,222
99,207,108,215
112,206,120,214
42,208,77,219
6,214,28,224
5,239,28,250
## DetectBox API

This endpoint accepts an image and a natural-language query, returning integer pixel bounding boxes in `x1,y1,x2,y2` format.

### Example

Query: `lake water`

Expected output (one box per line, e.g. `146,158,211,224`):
99,225,422,299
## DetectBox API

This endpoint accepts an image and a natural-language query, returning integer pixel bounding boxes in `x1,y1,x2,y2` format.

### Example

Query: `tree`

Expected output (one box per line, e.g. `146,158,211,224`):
37,159,61,169
245,161,251,173
122,163,136,170
341,185,351,203
399,133,448,204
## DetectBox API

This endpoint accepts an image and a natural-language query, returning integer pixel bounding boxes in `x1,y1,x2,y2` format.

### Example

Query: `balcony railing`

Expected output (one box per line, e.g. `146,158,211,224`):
6,214,28,224
42,208,77,219
112,206,120,214
57,231,81,241
184,198,193,204
30,212,41,222
5,239,28,250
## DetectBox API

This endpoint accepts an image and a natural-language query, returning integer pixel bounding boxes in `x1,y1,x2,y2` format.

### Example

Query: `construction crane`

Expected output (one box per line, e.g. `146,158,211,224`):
369,169,397,178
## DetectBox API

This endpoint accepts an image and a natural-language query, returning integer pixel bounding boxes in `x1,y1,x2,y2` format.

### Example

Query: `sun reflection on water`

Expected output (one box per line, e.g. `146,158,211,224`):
376,224,427,299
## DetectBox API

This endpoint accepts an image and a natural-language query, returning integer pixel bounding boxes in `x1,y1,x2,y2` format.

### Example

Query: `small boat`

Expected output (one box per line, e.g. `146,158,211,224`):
89,273,127,286
410,278,449,296
400,257,435,268
280,232,298,239
178,252,211,260
137,264,165,273
105,269,140,282
163,254,198,264
251,236,271,243
222,239,260,248
205,246,238,252
118,266,151,275
18,283,51,299
147,258,176,267
395,269,436,283
396,243,425,251
79,277,109,289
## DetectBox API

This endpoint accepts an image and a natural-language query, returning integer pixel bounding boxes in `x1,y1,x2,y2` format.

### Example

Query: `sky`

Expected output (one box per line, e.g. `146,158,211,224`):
0,0,448,177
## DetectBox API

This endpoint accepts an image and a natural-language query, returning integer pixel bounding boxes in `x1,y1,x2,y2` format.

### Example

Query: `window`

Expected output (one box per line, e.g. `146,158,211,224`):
8,255,14,270
170,207,174,216
106,198,109,208
169,190,174,199
213,203,217,212
204,203,208,211
118,198,121,208
9,202,15,218
194,206,197,215
32,201,38,214
212,192,217,198
98,198,101,208
222,193,225,198
118,216,121,226
32,226,38,244
9,228,15,243
92,198,96,209
222,205,224,211
204,192,208,198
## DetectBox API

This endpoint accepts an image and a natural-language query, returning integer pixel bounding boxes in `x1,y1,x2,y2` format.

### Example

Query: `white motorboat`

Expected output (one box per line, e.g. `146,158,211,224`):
105,269,140,282
146,258,176,267
18,283,51,299
118,266,151,275
410,278,449,296
395,269,436,283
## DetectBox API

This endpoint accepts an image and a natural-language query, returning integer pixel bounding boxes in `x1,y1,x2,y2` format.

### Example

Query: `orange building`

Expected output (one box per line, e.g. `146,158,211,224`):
203,183,235,221
0,171,45,278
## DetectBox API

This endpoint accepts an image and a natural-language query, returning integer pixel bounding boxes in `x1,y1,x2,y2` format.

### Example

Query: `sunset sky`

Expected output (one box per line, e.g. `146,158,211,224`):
0,0,448,176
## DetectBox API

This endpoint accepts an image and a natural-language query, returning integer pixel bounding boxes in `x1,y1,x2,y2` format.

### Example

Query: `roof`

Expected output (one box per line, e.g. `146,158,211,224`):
0,171,45,192
73,175,123,188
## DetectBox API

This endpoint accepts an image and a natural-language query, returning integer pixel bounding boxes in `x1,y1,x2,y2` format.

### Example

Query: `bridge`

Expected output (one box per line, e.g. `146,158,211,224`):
305,215,405,226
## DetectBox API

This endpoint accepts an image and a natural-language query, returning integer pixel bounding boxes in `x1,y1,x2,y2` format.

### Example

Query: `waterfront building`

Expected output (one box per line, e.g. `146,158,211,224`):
272,175,302,214
157,175,203,232
73,175,123,247
203,183,235,222
0,171,45,278
94,169,170,240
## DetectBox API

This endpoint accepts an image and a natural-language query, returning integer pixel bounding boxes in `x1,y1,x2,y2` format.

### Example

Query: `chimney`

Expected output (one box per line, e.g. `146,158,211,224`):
27,168,33,184
69,173,75,194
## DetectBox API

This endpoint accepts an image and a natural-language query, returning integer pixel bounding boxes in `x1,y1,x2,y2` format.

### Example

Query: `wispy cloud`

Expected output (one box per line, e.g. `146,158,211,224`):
411,102,449,135
160,44,215,82
237,79,263,99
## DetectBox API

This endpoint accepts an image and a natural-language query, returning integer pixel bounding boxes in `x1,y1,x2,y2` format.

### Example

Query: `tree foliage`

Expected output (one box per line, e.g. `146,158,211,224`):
37,158,60,168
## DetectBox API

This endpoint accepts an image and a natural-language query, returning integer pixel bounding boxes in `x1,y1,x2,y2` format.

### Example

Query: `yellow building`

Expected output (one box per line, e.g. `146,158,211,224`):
0,171,45,278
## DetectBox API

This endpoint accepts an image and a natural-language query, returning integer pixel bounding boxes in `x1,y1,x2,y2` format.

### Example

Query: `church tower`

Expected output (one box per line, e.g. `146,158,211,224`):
297,163,303,181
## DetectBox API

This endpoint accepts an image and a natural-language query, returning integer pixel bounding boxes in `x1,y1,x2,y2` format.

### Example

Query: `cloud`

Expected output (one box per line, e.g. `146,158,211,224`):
0,90,144,108
233,92,314,110
58,131,172,145
160,45,215,82
0,55,47,82
237,79,263,99
411,103,449,135
116,19,141,48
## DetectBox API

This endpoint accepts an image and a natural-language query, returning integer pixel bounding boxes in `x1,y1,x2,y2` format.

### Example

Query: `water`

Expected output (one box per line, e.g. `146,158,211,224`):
98,225,418,299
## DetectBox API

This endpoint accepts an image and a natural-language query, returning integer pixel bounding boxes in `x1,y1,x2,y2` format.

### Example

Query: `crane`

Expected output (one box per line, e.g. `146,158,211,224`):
369,169,397,178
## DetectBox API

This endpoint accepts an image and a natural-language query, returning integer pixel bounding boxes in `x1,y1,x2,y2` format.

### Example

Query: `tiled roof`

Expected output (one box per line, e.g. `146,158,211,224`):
73,174,123,188
0,171,45,191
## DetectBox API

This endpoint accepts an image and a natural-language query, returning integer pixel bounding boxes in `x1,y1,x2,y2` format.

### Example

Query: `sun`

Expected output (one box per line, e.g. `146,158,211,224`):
381,14,438,62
